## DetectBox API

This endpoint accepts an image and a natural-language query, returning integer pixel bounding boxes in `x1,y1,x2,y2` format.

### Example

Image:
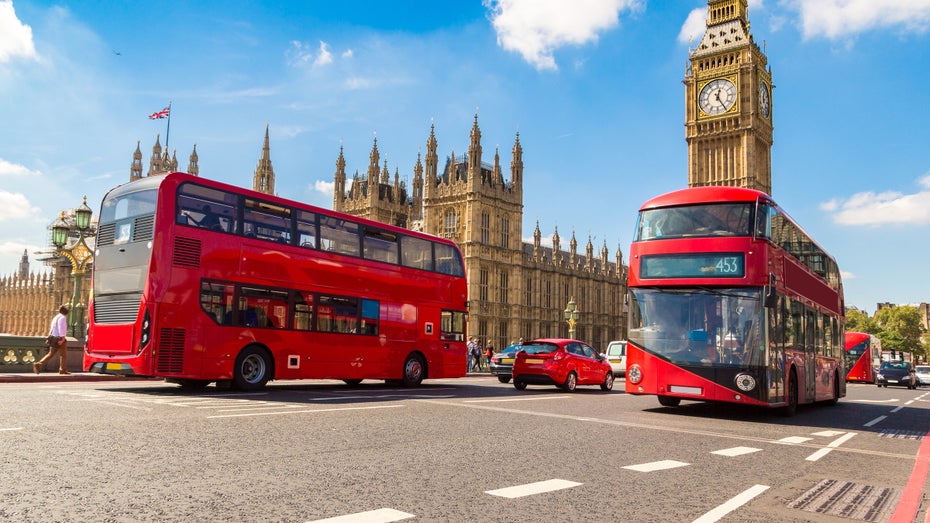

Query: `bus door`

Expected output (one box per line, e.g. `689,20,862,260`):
804,310,817,401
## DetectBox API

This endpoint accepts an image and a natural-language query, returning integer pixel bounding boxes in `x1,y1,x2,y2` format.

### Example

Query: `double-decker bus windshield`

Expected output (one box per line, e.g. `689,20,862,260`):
95,187,159,295
628,287,764,367
635,203,752,241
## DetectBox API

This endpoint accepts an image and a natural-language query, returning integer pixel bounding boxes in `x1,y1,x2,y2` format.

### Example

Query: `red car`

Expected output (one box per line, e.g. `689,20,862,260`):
512,338,614,392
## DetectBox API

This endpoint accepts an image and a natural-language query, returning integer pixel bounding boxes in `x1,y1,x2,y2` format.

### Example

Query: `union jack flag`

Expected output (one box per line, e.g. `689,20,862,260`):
148,106,170,120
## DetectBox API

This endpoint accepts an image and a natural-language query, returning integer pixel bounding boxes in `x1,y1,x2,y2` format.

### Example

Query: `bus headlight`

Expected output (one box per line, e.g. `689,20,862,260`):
628,364,643,384
735,373,756,392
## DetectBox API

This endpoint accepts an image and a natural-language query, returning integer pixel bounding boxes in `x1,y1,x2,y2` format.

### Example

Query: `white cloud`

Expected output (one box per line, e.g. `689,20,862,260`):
341,49,354,59
783,0,930,40
0,0,38,63
313,41,333,68
313,179,335,197
0,190,42,222
484,0,643,71
841,271,856,280
823,174,930,225
678,8,707,45
0,158,41,176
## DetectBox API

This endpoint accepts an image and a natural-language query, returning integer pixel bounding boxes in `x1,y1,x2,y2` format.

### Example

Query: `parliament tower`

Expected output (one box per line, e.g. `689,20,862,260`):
685,0,773,194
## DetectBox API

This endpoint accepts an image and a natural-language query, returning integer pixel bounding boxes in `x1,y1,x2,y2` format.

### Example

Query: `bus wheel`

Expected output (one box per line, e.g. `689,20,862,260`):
343,379,363,387
233,346,272,391
601,372,614,391
561,371,578,392
401,353,425,387
782,370,798,417
657,395,680,407
827,372,840,406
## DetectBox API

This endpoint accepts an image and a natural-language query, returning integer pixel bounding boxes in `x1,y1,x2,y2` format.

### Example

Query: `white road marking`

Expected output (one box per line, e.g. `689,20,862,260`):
1,427,24,432
465,395,570,403
777,436,812,444
485,479,582,499
307,508,415,523
849,399,899,403
891,406,904,413
691,484,770,523
806,432,857,462
623,460,689,472
310,394,454,401
711,446,762,457
864,415,887,427
811,430,845,437
207,404,404,419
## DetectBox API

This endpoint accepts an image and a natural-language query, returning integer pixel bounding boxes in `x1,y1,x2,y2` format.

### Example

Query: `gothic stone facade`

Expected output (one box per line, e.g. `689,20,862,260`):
334,116,628,350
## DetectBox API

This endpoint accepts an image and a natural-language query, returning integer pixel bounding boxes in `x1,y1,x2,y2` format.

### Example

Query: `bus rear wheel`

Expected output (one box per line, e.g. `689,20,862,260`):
401,353,425,387
657,395,680,407
174,379,210,390
233,346,272,391
782,370,798,417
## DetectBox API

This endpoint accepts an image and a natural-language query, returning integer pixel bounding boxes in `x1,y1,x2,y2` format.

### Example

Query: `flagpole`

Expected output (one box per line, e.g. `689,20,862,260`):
164,101,172,152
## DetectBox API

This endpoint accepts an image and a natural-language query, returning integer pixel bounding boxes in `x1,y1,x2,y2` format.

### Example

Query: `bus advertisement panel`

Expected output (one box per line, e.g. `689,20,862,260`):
625,186,845,415
844,331,880,383
85,172,468,390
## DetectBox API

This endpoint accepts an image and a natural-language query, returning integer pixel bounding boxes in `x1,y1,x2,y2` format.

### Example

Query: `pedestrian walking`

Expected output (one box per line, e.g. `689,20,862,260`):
471,341,483,372
35,305,70,375
484,340,495,371
466,337,478,373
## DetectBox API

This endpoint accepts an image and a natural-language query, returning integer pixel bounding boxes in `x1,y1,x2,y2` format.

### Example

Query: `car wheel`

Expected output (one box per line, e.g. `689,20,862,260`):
601,371,614,391
401,353,425,387
513,380,527,390
497,375,511,384
233,346,272,391
562,371,578,392
657,395,680,407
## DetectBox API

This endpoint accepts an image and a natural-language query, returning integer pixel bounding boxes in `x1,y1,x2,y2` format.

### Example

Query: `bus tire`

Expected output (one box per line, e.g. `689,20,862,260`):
401,353,426,387
657,395,680,407
233,346,272,391
782,369,798,417
174,379,210,390
343,379,363,387
827,372,840,406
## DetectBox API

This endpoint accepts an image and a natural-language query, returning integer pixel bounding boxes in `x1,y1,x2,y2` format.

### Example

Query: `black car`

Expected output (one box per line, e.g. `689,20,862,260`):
876,361,918,389
489,343,522,383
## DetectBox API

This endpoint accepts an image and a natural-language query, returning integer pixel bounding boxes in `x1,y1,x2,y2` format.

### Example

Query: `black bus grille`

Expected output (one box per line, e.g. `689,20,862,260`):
173,237,201,268
133,215,155,241
93,297,141,324
97,223,116,246
157,328,185,373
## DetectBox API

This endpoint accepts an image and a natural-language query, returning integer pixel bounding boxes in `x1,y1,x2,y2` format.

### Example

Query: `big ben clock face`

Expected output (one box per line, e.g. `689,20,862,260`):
699,78,737,116
759,82,770,118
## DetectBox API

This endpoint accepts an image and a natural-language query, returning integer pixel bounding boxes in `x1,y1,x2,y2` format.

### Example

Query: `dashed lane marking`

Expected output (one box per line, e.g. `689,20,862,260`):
306,508,415,523
812,430,846,437
485,479,582,499
864,416,887,427
623,460,689,473
777,436,812,444
1,427,24,432
806,432,857,462
711,446,762,457
464,395,570,403
692,485,770,523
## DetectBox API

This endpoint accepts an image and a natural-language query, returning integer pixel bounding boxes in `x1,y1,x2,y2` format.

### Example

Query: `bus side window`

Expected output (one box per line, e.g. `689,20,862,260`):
296,210,318,249
434,243,464,277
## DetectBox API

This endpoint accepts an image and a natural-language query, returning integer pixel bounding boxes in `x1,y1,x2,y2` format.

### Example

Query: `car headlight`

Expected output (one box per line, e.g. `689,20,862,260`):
876,373,884,379
735,373,756,392
628,364,643,384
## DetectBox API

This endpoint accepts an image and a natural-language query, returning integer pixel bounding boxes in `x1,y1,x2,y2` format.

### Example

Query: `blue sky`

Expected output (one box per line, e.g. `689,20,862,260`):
1,0,929,315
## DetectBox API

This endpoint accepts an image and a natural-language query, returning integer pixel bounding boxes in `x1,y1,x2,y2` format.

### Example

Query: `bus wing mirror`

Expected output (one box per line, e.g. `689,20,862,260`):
763,273,777,308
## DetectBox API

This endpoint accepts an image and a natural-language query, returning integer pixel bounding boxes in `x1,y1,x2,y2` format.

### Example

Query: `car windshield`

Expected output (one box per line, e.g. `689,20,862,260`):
521,343,557,355
916,366,930,373
501,344,522,354
880,362,909,370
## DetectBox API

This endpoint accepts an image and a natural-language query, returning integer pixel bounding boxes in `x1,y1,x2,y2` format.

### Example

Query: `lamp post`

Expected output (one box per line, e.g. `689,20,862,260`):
563,296,580,339
50,196,95,340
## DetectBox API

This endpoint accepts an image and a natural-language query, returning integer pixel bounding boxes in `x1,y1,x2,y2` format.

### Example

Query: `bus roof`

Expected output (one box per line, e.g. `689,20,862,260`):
639,186,770,210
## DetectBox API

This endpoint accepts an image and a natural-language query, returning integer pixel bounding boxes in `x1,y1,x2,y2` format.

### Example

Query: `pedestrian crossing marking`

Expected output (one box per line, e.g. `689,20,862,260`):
486,479,582,498
711,446,762,457
623,460,689,472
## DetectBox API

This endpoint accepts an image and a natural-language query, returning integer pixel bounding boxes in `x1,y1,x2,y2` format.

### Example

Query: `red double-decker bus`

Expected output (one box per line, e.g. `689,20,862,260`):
85,172,468,390
844,331,880,383
625,186,845,415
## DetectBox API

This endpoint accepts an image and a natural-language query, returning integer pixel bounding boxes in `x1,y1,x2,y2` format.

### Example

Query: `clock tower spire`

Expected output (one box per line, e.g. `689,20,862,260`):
685,0,773,195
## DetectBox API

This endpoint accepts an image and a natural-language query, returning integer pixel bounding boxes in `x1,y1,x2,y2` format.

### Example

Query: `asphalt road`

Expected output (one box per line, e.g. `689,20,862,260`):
2,376,928,522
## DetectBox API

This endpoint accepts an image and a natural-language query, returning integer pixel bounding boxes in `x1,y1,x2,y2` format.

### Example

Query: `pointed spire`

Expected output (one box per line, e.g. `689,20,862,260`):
131,140,143,181
253,124,275,194
368,135,380,184
188,144,199,176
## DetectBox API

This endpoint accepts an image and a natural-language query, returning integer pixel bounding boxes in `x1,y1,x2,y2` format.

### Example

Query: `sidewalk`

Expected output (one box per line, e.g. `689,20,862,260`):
0,372,152,384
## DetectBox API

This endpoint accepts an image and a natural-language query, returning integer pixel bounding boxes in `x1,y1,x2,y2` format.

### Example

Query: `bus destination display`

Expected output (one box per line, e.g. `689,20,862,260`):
640,253,744,279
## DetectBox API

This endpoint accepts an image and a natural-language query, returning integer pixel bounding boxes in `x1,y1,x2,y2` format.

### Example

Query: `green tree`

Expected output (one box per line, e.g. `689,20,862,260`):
873,305,925,360
845,308,877,334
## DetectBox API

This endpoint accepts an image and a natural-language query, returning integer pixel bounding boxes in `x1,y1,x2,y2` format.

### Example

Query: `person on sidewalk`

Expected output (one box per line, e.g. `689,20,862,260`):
35,305,70,375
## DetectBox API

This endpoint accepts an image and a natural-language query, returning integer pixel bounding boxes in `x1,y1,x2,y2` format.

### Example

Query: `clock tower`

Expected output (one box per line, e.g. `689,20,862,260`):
685,0,773,195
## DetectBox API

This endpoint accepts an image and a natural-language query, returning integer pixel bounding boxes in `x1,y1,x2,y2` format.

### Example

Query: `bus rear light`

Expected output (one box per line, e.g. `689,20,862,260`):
138,309,151,353
628,364,643,384
735,373,756,392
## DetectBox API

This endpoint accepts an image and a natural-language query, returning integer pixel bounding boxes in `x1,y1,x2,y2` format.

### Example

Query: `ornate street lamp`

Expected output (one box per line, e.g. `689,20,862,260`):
48,196,96,339
563,296,580,339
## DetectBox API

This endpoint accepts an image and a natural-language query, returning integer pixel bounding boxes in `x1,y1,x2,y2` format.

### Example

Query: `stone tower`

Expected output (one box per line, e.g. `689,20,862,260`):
684,0,773,195
333,136,419,228
253,125,275,195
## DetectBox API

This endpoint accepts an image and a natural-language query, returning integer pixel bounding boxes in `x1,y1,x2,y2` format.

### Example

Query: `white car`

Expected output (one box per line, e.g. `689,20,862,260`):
915,365,930,387
603,340,627,377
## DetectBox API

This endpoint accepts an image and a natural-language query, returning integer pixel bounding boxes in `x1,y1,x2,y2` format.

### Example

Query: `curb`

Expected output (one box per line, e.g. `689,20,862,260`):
0,373,156,384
